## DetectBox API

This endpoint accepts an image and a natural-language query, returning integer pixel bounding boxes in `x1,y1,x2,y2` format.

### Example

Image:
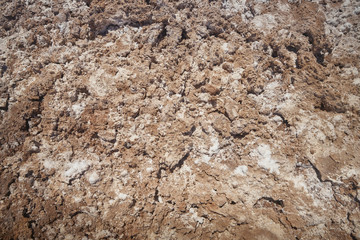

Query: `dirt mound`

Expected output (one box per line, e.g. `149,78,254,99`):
1,0,360,239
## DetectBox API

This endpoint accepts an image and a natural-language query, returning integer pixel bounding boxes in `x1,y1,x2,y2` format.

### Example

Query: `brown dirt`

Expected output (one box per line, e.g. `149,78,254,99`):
1,0,360,239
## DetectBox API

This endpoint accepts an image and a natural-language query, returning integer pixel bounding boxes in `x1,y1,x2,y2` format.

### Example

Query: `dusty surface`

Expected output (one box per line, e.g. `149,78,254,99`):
1,0,360,239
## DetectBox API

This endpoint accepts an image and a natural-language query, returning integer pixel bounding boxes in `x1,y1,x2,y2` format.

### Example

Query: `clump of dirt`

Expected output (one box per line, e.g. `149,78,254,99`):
1,0,360,239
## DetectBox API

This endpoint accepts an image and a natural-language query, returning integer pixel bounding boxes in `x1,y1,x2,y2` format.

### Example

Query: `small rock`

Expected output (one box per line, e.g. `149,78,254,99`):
203,84,220,95
224,97,240,121
353,78,360,86
230,119,248,136
65,234,75,240
354,7,360,15
211,112,231,136
88,172,100,185
27,141,41,154
233,165,248,176
339,22,352,34
64,161,90,183
222,62,233,73
98,129,116,143
0,97,8,109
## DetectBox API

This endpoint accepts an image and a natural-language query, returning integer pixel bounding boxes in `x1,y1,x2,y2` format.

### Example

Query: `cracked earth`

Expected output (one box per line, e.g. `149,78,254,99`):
1,0,360,239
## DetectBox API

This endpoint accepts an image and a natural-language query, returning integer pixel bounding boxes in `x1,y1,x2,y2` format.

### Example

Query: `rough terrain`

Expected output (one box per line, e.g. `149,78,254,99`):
1,0,360,239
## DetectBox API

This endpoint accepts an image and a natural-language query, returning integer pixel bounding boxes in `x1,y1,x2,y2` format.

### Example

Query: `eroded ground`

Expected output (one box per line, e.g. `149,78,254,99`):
1,0,360,239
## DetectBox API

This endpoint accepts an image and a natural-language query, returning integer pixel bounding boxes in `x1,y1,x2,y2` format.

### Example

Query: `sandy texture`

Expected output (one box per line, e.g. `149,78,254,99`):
1,0,360,239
